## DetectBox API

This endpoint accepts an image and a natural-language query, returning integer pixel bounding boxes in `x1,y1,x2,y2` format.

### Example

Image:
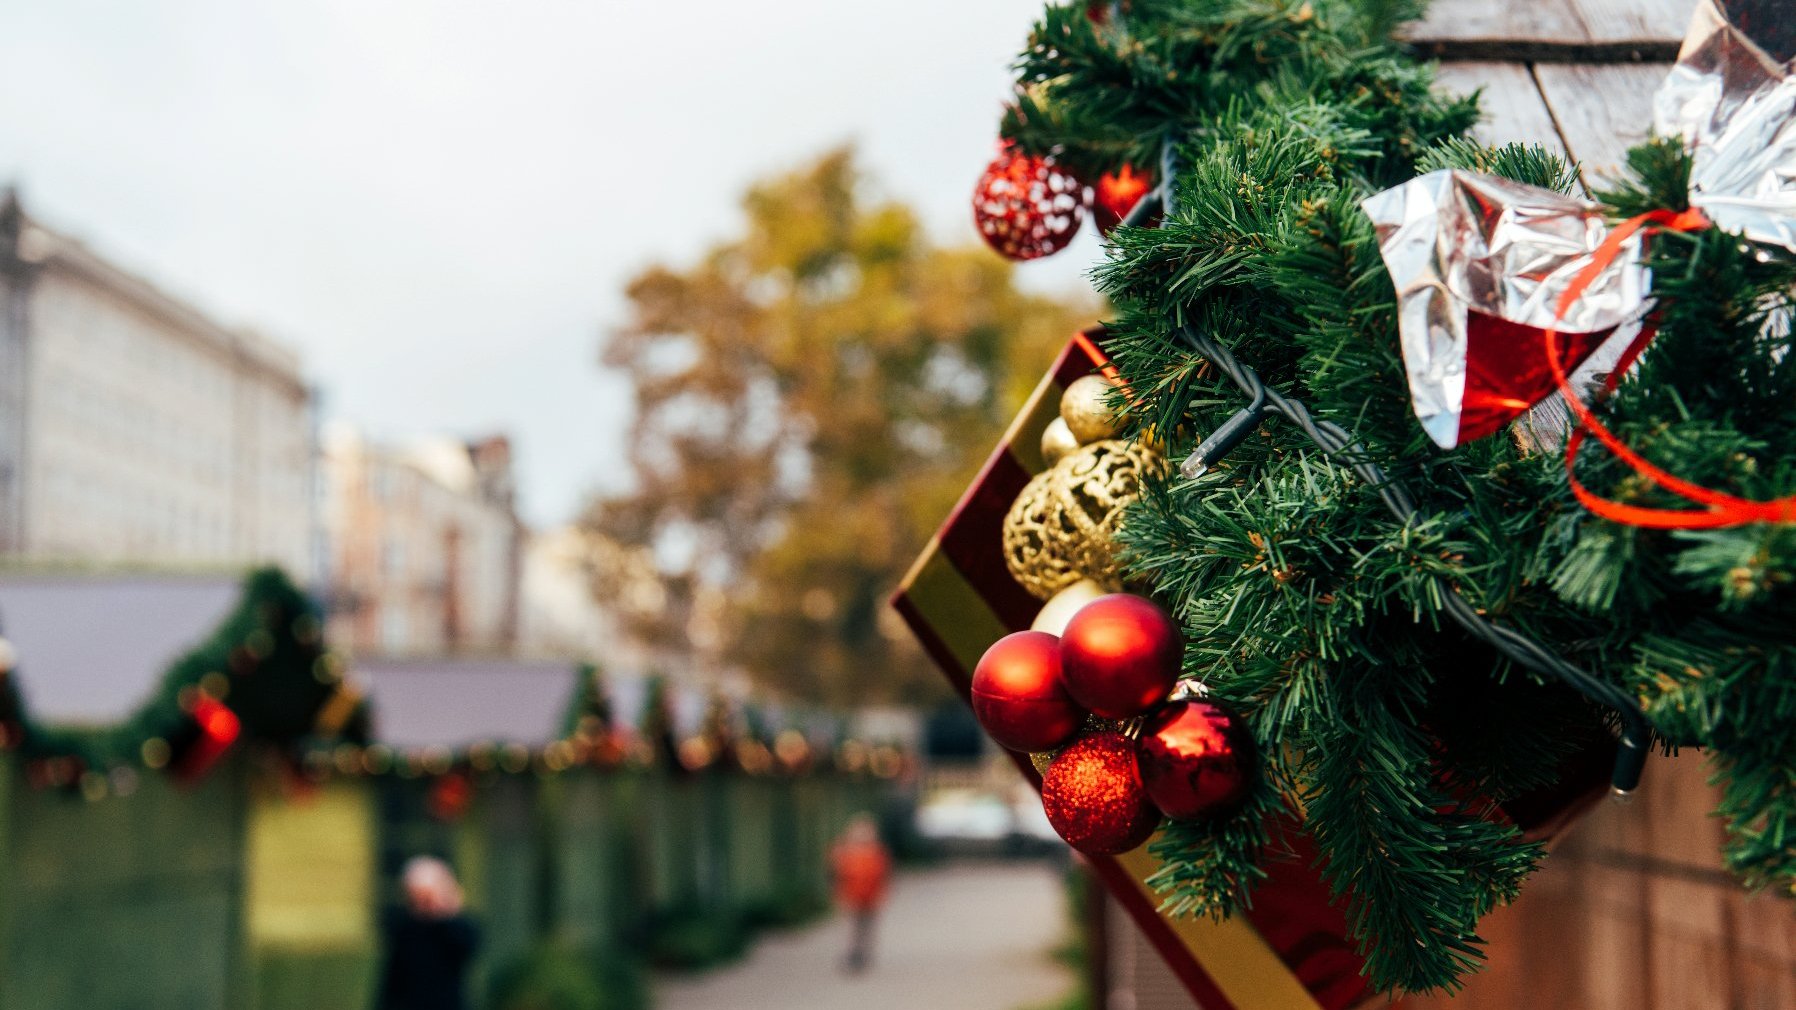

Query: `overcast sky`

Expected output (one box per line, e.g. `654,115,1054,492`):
0,0,1101,527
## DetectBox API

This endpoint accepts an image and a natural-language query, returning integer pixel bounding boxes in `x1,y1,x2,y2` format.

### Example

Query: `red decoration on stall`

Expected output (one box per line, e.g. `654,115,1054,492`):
173,696,241,783
973,147,1088,261
1042,731,1161,854
1137,697,1254,821
1059,594,1182,719
428,770,475,822
1093,164,1156,234
971,630,1086,752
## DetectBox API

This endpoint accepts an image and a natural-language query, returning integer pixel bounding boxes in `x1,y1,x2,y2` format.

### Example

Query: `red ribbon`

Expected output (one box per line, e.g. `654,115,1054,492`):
1543,207,1796,528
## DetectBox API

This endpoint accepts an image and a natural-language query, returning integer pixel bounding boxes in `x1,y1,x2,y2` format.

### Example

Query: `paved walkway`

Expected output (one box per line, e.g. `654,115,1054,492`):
656,861,1075,1010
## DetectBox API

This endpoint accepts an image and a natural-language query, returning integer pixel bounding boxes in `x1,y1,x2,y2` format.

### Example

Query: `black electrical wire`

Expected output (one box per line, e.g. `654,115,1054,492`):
1120,151,1649,794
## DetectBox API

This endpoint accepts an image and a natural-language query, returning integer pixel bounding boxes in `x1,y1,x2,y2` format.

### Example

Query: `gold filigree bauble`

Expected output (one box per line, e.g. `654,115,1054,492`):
1002,438,1164,600
1003,468,1085,600
1053,438,1166,585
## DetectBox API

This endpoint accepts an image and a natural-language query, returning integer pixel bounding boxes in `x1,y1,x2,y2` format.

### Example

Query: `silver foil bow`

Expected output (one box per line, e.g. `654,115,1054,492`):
1362,0,1796,449
1359,171,1649,448
1656,0,1796,252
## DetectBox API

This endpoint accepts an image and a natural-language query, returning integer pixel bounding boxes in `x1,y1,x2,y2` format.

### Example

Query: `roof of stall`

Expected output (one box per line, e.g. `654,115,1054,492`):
0,572,242,726
356,657,589,750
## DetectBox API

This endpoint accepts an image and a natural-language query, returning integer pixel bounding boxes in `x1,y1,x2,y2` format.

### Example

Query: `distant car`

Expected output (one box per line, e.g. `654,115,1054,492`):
915,789,1014,841
1010,796,1061,843
914,788,1066,856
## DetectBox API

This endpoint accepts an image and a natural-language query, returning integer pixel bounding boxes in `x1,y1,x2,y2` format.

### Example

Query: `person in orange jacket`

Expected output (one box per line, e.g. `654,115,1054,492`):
829,813,893,973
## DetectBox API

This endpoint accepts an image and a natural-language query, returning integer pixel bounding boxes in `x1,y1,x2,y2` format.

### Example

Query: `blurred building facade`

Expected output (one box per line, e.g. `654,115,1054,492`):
521,524,648,664
0,192,316,576
323,426,524,656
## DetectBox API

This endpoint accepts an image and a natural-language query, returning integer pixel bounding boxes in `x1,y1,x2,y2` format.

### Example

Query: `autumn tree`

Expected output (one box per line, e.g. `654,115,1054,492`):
581,148,1091,704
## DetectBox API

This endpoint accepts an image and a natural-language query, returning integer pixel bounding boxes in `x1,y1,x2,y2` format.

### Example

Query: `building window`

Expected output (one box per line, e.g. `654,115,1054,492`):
382,537,406,579
381,609,409,654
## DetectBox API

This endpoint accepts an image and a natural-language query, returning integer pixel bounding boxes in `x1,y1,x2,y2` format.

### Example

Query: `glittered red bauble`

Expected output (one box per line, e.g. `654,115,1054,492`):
973,147,1087,261
1042,731,1161,854
1136,698,1254,821
971,630,1085,753
1059,594,1182,719
1092,164,1156,234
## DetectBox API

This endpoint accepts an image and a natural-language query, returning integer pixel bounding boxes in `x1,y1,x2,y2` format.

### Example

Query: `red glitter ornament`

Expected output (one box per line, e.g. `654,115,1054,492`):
973,146,1088,261
1136,697,1254,821
971,630,1085,753
1092,164,1156,234
1041,731,1161,854
1059,594,1182,719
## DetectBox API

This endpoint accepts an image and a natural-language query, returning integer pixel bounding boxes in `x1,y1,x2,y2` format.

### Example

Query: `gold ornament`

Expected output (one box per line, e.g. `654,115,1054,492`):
1028,714,1130,775
1003,468,1086,600
1002,439,1165,599
1060,374,1123,444
1031,578,1108,636
1041,417,1080,466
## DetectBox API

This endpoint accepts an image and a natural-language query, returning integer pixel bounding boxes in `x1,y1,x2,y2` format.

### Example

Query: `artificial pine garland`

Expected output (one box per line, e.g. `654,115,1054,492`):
999,0,1796,994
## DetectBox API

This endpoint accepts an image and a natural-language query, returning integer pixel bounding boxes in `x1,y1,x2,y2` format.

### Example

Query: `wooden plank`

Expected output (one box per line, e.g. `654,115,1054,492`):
1731,890,1796,1010
1534,63,1675,186
1568,0,1695,42
1407,0,1595,48
1405,0,1689,59
1433,62,1571,164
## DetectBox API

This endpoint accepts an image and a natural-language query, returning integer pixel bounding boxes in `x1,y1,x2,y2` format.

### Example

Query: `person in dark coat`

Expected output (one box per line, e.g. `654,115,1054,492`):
377,856,480,1010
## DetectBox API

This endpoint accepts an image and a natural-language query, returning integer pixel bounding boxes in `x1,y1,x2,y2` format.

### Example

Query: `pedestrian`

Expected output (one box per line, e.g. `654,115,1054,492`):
376,856,481,1010
829,813,893,974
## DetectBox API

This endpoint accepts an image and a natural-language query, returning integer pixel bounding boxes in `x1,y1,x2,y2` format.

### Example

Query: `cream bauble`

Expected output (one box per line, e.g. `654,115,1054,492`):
1031,578,1109,636
1041,417,1080,466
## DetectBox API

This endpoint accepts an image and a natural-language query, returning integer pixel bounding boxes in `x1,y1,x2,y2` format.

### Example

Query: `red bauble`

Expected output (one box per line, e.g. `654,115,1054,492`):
1092,164,1156,234
971,630,1085,753
1059,594,1182,719
1042,731,1161,854
1136,698,1254,821
973,147,1087,261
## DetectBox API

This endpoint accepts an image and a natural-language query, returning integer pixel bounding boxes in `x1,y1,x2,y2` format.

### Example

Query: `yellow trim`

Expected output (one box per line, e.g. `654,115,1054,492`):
902,548,1015,672
1009,377,1070,476
1117,847,1327,1010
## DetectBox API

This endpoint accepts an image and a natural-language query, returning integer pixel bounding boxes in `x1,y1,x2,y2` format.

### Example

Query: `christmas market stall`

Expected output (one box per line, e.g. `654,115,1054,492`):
0,568,353,1010
897,0,1796,1007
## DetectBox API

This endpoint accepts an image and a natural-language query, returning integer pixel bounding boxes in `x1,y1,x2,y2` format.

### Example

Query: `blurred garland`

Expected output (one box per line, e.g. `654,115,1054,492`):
0,570,910,803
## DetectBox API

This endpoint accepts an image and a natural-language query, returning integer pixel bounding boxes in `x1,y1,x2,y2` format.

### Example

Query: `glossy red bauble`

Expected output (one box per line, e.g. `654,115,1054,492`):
971,630,1085,753
1136,698,1254,821
1042,731,1161,854
1092,164,1156,234
973,147,1087,261
1059,594,1182,719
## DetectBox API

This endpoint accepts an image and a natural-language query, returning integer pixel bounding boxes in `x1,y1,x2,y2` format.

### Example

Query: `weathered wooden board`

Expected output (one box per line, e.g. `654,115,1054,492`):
1400,752,1796,1010
1405,0,1691,60
1433,62,1570,163
1535,62,1674,183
